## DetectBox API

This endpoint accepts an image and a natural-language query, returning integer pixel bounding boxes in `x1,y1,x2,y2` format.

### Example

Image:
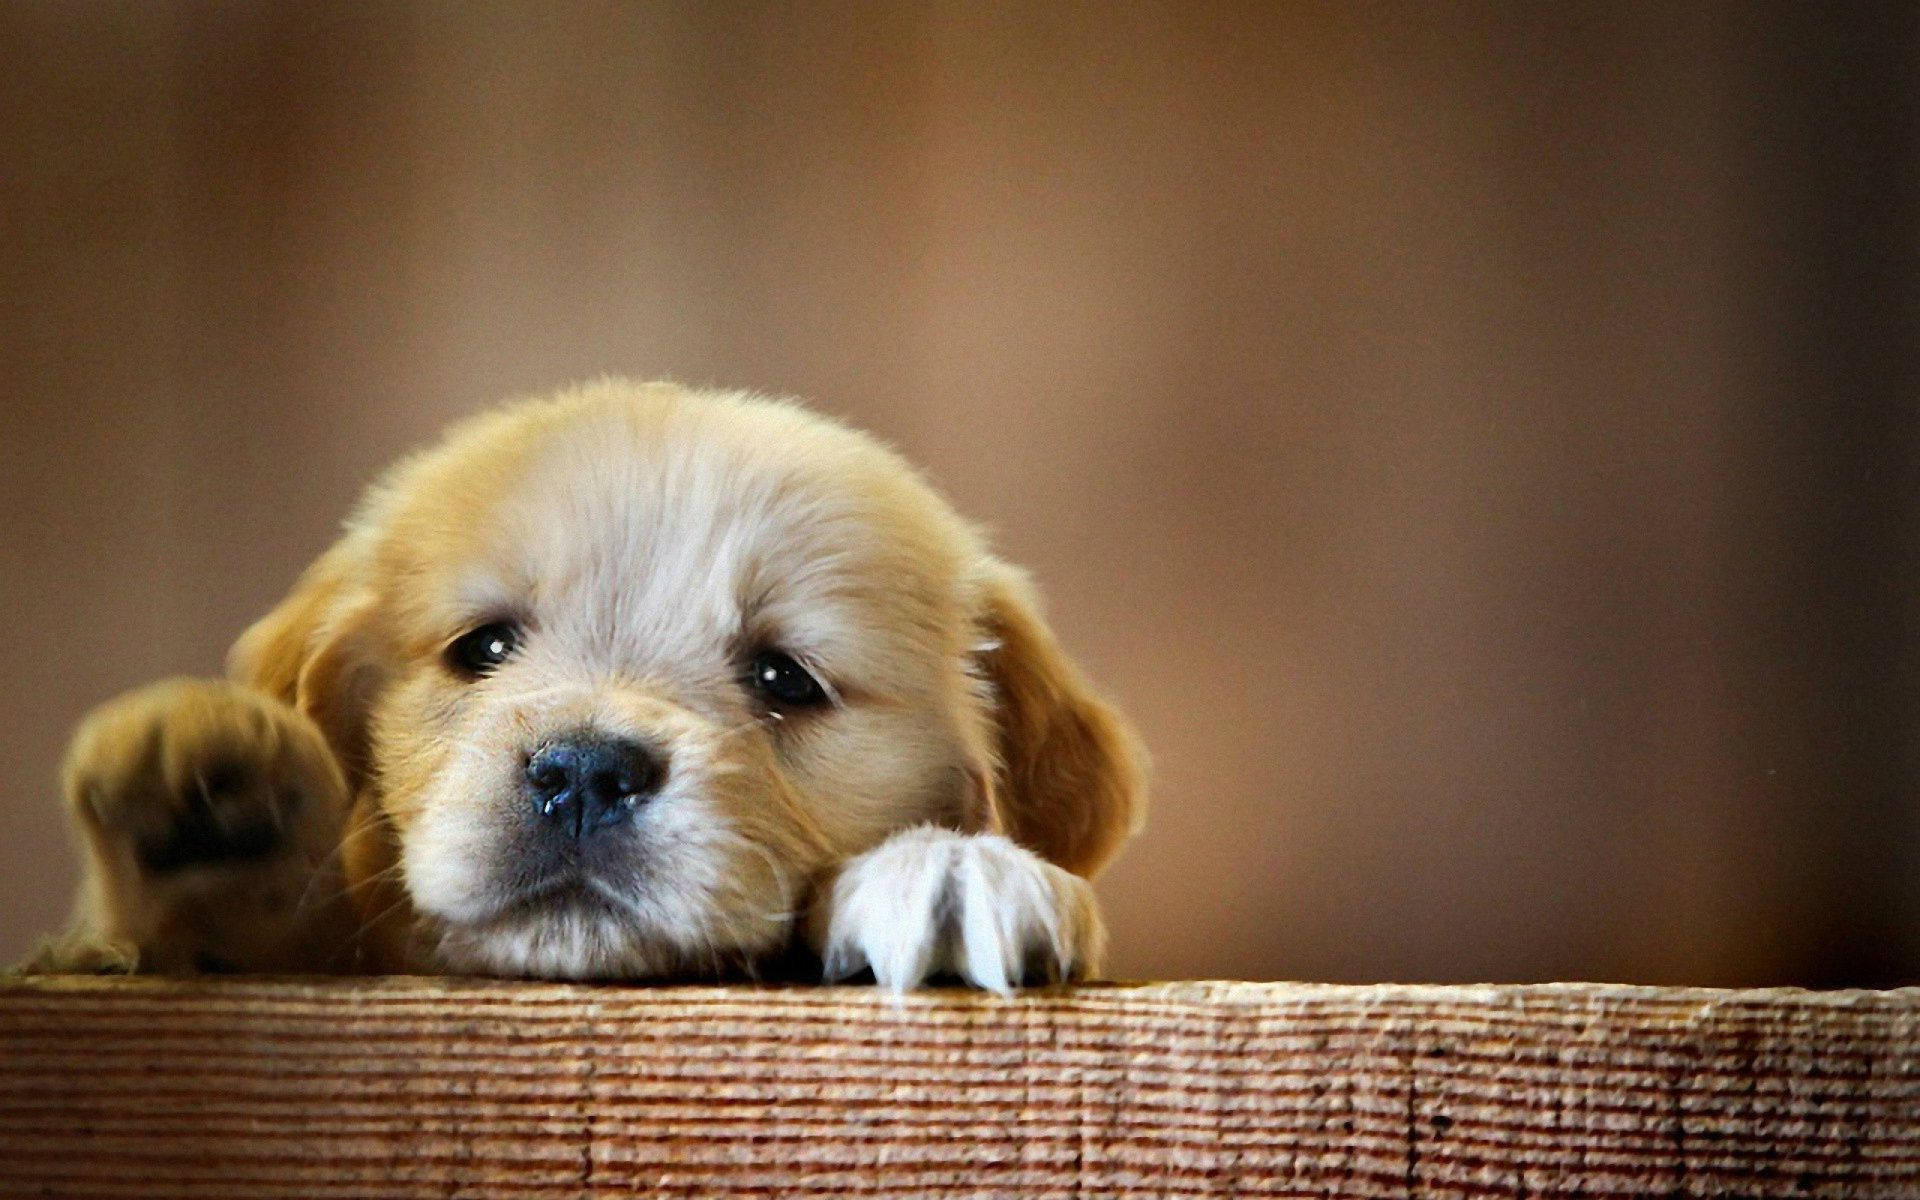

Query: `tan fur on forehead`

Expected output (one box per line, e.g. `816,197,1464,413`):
363,380,984,580
358,381,987,680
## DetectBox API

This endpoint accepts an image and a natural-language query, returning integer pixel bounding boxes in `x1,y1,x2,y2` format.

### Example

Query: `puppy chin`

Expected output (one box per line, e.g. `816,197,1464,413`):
429,899,687,980
420,882,796,981
400,795,799,980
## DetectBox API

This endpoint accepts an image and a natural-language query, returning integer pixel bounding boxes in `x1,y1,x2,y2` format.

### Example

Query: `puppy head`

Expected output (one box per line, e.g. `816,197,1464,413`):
231,381,1144,978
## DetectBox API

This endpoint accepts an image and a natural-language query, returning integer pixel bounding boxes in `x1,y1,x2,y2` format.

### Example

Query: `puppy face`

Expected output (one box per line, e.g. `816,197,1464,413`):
232,382,1143,979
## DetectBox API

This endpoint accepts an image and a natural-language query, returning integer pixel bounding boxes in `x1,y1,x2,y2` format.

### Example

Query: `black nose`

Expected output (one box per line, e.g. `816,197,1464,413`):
524,736,663,838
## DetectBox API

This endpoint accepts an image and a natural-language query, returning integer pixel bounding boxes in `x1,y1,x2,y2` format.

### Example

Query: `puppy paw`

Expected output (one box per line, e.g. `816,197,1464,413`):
70,681,330,873
811,827,1106,993
11,937,139,976
60,679,353,973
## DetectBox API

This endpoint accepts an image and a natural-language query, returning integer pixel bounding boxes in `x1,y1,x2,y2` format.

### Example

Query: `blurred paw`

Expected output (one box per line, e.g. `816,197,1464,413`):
67,679,343,881
11,937,139,976
60,679,353,973
814,827,1105,993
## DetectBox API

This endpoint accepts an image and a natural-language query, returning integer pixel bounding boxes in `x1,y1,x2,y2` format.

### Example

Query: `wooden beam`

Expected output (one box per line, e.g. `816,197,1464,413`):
2,977,1916,1197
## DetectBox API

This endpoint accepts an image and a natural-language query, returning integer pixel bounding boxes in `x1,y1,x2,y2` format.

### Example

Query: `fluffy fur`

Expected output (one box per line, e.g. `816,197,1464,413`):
31,381,1146,990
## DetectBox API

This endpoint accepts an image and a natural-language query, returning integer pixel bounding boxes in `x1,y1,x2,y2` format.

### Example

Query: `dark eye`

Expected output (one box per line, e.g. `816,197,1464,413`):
746,650,829,709
447,622,520,677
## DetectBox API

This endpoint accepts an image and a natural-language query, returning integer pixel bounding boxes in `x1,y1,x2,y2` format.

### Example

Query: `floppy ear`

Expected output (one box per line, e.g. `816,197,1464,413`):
227,540,385,789
970,563,1147,879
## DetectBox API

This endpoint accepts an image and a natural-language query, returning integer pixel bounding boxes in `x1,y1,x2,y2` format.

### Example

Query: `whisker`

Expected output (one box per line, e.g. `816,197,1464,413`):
584,878,653,927
299,861,410,928
193,771,238,840
357,890,419,946
346,858,409,895
708,713,781,749
290,804,398,919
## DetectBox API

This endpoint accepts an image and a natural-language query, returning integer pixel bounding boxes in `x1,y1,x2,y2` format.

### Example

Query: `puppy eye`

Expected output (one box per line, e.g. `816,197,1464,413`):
746,650,829,709
447,622,520,677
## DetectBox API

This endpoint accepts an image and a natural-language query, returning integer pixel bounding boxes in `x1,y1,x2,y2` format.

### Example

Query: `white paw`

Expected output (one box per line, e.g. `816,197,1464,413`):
812,827,1106,993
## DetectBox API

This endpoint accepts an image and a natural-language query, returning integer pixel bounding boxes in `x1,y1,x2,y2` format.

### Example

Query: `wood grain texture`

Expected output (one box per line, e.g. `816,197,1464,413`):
0,977,1915,1198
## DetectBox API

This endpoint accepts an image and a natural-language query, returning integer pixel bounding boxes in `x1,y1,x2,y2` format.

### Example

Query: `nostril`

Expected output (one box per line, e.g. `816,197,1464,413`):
589,766,631,801
525,757,569,796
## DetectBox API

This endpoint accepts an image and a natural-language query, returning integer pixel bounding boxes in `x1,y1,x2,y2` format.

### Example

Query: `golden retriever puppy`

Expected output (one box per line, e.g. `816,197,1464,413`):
32,381,1145,989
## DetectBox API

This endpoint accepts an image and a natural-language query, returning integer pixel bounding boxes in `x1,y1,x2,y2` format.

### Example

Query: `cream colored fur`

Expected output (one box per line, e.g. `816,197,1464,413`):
33,381,1147,990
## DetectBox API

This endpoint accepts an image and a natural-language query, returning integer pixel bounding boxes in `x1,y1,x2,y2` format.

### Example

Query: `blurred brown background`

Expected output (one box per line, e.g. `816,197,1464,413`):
3,2,1916,985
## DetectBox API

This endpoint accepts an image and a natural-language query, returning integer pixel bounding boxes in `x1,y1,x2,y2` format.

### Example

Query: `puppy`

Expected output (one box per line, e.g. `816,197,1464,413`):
31,381,1145,989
